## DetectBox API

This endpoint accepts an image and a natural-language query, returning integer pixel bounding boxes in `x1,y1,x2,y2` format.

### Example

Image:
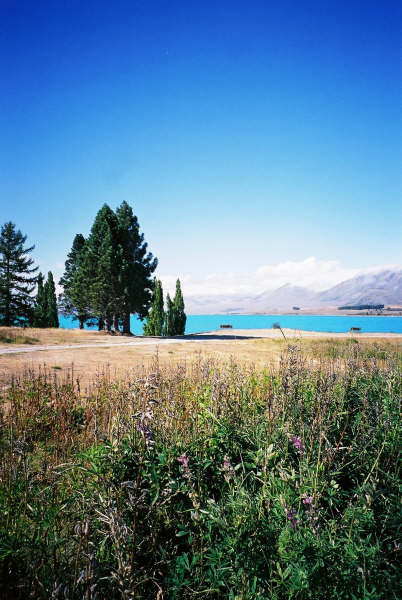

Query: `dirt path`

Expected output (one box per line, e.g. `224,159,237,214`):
0,337,207,355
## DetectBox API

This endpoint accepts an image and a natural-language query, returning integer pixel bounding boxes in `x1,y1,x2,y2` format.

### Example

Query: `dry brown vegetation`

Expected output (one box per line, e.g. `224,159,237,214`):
0,326,400,390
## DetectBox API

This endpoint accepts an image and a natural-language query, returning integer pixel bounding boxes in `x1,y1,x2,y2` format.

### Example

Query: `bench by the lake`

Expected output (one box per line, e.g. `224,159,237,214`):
350,327,361,333
220,324,233,329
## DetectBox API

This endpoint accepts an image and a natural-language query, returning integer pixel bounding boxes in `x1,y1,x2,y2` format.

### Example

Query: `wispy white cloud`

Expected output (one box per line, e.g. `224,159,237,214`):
160,257,400,298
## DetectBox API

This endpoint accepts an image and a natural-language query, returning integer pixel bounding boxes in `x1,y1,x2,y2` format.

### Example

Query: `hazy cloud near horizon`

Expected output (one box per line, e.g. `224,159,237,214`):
159,257,401,298
43,255,401,300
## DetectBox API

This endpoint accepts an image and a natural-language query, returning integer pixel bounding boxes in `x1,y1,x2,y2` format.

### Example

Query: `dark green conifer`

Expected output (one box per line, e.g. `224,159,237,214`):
115,201,157,334
164,293,175,336
32,272,48,327
45,271,59,328
173,279,186,335
0,222,38,326
59,234,89,329
144,279,164,336
78,204,121,331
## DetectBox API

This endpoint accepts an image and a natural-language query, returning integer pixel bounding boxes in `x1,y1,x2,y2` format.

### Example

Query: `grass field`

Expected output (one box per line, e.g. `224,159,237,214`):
1,327,401,390
0,334,401,598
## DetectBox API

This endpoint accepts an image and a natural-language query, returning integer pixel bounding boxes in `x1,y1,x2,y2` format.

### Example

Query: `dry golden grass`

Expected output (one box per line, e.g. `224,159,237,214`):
0,326,113,346
0,338,284,388
0,325,400,389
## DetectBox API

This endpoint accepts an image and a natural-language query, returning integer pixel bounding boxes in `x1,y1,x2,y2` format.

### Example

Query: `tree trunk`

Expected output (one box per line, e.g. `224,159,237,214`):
78,315,85,329
122,312,131,335
113,314,120,332
103,313,111,332
98,317,104,331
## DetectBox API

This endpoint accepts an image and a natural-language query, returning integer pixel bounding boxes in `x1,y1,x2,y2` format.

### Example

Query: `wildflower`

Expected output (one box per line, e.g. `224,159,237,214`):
223,457,234,482
135,395,156,449
178,452,191,479
302,493,320,533
162,480,174,496
223,457,234,475
285,506,299,529
136,421,155,448
290,435,304,455
178,453,190,473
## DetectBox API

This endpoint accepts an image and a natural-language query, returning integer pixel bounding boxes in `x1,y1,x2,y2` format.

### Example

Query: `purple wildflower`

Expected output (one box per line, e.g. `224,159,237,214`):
178,453,189,468
285,506,299,529
302,493,320,533
223,458,234,475
290,435,304,455
178,453,191,477
223,457,234,482
137,421,155,448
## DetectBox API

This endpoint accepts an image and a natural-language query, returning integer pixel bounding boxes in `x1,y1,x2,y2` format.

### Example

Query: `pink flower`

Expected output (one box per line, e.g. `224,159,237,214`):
290,435,304,455
178,453,190,475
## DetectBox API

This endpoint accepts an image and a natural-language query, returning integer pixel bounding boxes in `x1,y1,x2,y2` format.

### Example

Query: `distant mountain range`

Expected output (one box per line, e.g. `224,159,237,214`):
185,269,402,314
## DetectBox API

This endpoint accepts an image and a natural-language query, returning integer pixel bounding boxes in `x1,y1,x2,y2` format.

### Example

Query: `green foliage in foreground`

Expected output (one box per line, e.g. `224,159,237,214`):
0,344,401,599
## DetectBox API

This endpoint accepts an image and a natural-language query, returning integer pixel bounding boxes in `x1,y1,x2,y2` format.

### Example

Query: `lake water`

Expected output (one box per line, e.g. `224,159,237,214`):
59,314,402,334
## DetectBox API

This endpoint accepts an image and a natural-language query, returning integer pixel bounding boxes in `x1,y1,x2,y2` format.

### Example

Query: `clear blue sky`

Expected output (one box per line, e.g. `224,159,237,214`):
1,0,401,295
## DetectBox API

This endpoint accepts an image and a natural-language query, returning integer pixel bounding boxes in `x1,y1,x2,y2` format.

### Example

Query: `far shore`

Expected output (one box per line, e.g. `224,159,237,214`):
189,307,402,317
196,328,402,338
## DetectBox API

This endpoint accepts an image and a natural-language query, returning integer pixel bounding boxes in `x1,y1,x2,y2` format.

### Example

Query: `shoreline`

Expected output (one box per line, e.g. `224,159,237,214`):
195,328,402,339
188,311,402,317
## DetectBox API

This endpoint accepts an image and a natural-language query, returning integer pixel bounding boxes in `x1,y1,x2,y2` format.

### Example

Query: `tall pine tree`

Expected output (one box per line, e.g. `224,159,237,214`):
77,204,121,331
59,234,89,329
143,279,164,336
0,222,38,326
45,271,59,328
173,279,186,335
115,201,158,334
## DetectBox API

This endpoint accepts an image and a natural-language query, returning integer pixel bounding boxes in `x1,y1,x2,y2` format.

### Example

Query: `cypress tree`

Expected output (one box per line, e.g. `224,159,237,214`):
115,201,158,334
0,222,38,326
32,272,48,327
173,279,186,335
59,234,89,329
45,271,59,328
143,279,164,336
164,293,175,336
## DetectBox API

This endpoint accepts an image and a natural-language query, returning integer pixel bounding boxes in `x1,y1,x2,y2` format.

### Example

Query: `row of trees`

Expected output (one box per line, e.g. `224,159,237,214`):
59,202,159,334
144,278,186,336
0,222,60,327
32,272,59,328
0,203,187,335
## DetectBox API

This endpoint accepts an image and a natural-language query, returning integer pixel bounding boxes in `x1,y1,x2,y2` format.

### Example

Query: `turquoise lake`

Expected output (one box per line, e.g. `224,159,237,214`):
59,314,402,334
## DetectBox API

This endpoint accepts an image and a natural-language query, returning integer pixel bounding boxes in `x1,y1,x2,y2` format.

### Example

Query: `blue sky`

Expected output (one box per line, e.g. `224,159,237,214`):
1,0,401,296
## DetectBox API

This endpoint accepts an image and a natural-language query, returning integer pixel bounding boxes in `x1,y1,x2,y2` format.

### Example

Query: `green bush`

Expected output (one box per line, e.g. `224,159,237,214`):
0,345,400,598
